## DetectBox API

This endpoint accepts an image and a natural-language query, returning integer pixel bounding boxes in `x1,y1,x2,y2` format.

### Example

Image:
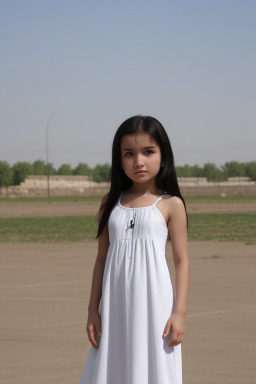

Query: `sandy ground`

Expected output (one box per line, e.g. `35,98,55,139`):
1,199,256,218
1,240,256,384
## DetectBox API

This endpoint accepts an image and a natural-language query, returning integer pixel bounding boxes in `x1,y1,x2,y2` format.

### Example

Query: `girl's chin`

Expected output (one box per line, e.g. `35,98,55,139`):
130,176,155,184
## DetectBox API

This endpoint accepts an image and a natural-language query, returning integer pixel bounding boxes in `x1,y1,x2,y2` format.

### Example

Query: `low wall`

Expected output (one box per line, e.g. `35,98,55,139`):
0,175,256,198
178,177,256,195
180,185,256,195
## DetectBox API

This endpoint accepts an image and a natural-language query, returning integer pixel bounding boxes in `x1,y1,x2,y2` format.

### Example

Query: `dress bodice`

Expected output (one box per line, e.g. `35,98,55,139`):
108,193,168,246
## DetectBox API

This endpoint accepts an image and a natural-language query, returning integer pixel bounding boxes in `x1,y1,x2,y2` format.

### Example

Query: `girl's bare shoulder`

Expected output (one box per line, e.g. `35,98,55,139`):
159,195,186,220
162,194,184,206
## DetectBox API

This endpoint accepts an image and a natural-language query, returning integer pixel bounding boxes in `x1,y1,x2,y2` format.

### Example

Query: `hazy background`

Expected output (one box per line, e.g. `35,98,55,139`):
1,0,255,168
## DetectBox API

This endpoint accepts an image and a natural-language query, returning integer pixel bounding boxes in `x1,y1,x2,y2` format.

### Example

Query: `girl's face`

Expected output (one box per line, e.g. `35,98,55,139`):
120,132,162,185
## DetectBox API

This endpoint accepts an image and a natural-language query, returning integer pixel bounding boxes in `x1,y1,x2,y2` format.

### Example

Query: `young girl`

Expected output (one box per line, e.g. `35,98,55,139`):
80,115,190,384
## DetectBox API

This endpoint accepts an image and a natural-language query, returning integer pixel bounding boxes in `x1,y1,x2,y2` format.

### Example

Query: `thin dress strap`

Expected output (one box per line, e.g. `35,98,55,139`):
152,195,163,206
118,191,123,205
119,191,162,208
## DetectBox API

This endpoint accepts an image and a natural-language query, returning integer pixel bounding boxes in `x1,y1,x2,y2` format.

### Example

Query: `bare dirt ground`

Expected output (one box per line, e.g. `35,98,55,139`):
1,199,256,218
1,240,256,384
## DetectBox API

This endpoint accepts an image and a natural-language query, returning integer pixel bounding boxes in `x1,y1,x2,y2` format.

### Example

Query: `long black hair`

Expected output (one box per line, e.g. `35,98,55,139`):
96,115,188,238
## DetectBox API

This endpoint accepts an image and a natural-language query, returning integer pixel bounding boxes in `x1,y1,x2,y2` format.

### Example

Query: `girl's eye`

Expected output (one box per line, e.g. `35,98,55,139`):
124,152,133,157
145,150,153,155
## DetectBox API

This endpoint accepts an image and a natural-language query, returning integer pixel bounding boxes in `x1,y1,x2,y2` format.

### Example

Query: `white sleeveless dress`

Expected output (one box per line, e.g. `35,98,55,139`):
80,193,182,384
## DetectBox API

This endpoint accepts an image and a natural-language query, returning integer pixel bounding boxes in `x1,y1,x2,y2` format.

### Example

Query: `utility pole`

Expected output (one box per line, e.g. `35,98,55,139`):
46,113,57,199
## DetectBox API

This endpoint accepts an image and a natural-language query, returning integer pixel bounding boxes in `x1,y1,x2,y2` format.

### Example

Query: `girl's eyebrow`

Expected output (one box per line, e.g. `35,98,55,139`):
122,146,156,151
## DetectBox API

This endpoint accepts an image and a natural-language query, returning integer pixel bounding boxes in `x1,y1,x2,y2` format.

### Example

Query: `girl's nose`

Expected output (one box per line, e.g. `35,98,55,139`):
135,155,144,168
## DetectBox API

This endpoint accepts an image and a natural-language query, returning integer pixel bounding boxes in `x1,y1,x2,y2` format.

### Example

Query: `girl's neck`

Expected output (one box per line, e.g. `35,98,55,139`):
127,181,161,196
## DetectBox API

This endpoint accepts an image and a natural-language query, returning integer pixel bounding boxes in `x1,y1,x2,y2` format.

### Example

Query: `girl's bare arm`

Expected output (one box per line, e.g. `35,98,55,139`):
86,195,110,348
162,196,190,347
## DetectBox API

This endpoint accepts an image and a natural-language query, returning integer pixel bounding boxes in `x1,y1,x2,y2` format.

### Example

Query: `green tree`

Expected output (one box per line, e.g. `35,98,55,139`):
176,164,205,178
46,163,56,175
202,162,224,181
190,164,204,178
0,161,13,196
176,164,193,177
33,160,56,175
244,161,256,181
92,163,110,182
57,164,73,175
12,161,34,185
73,162,91,176
33,160,46,175
221,161,246,179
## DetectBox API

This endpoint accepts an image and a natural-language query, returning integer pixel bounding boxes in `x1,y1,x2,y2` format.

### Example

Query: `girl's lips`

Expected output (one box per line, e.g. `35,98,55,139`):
135,170,146,174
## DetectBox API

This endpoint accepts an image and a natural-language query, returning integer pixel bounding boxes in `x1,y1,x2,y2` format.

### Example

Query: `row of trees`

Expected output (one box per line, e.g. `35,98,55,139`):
176,161,256,181
0,160,110,188
0,159,256,189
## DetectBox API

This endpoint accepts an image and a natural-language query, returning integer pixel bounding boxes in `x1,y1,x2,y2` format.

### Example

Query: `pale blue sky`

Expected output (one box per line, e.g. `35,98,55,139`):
0,0,255,168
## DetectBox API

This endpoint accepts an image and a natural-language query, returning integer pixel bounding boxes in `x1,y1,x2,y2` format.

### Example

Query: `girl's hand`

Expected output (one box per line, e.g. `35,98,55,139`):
162,312,186,347
86,311,101,349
